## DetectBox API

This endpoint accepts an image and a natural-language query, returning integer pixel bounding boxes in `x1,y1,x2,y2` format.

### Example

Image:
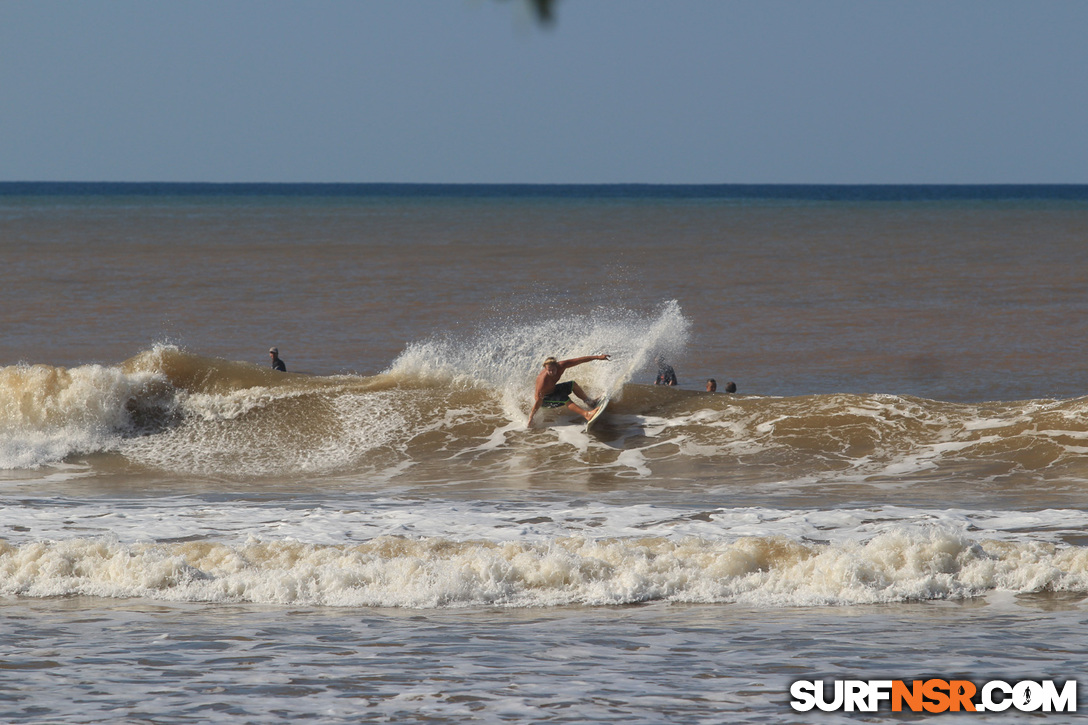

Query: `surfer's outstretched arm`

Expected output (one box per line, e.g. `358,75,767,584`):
557,354,610,372
527,398,542,428
527,371,552,427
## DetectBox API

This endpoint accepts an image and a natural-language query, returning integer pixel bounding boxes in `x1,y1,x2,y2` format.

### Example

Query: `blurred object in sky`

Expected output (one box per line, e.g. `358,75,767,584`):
498,0,558,25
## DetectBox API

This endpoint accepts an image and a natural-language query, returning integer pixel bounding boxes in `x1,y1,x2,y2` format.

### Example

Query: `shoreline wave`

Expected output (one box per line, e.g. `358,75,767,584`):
3,528,1087,609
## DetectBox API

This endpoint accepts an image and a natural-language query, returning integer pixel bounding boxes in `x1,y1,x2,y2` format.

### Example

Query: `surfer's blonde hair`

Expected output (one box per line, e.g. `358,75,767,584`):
543,357,557,366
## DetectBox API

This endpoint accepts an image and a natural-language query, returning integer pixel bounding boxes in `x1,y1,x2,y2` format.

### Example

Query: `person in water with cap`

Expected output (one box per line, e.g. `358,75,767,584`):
527,354,610,427
655,356,678,386
269,347,286,372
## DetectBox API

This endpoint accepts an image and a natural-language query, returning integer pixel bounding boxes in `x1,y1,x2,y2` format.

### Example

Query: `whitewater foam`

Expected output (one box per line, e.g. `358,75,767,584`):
121,388,412,476
5,524,1088,608
5,492,1088,607
0,362,171,469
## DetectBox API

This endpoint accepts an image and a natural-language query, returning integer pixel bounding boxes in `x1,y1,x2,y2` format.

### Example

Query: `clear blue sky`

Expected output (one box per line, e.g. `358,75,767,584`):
2,0,1086,184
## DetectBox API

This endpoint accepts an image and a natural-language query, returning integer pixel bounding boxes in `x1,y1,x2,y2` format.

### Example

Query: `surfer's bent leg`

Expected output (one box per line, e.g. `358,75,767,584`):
571,381,594,405
566,401,593,421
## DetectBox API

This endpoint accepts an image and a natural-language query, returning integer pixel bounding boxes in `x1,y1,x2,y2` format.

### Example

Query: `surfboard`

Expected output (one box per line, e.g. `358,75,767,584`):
584,395,610,432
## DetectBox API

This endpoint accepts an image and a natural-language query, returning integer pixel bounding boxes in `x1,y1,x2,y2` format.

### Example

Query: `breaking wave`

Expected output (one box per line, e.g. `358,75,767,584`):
4,301,1088,487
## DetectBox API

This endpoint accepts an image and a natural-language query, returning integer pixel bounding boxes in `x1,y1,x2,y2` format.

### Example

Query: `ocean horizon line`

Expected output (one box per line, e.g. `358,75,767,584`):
2,181,1088,201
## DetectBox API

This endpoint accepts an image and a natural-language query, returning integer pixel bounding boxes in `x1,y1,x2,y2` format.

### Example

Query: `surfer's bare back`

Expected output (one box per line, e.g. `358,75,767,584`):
527,354,611,427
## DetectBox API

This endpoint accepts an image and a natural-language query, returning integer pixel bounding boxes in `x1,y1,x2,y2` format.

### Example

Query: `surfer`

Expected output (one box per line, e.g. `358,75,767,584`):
527,354,610,427
269,347,286,372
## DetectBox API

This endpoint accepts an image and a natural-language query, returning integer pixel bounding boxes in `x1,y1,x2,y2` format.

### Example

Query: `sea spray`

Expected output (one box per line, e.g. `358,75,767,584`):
387,300,691,421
